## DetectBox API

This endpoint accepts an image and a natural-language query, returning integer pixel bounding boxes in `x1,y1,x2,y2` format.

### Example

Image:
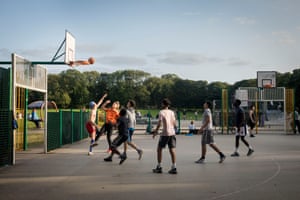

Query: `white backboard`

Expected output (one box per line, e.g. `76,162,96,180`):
257,71,276,88
65,31,75,64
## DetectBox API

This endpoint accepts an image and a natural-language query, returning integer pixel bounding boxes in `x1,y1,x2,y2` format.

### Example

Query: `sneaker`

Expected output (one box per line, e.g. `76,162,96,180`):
247,149,254,156
121,152,127,158
152,166,162,173
168,168,177,174
250,134,256,138
104,156,112,162
88,152,94,156
137,149,143,160
195,158,205,164
231,152,240,157
219,155,226,163
119,154,127,165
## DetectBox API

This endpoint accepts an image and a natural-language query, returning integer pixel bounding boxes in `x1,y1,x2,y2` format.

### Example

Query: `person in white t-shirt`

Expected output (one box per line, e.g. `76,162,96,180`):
152,98,177,174
187,120,196,135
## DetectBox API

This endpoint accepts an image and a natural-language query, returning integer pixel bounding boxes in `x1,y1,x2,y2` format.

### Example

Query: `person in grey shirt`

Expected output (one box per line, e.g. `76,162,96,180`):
122,100,143,160
195,101,226,164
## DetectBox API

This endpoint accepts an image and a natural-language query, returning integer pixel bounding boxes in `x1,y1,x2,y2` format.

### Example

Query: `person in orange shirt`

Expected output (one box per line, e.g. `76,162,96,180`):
96,99,120,152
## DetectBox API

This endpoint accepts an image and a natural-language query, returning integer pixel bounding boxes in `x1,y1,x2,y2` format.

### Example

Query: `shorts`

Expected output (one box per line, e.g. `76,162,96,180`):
248,121,255,130
158,135,176,149
85,122,96,136
111,135,128,149
235,125,247,136
127,128,135,142
201,130,215,145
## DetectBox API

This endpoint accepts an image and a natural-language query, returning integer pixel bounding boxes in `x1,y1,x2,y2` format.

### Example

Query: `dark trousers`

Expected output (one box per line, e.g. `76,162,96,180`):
96,123,114,148
295,120,300,133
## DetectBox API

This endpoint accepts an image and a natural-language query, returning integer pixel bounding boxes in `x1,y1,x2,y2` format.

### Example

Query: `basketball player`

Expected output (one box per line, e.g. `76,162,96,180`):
86,93,107,155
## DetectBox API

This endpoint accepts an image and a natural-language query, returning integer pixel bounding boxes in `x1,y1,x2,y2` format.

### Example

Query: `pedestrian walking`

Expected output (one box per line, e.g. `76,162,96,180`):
248,104,257,137
152,98,178,174
231,99,254,157
195,101,226,164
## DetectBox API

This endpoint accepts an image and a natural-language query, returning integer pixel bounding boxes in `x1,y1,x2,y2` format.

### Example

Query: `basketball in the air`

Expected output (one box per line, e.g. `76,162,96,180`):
88,57,95,64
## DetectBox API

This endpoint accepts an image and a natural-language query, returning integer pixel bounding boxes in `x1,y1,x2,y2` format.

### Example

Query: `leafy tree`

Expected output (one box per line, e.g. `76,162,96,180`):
44,68,300,109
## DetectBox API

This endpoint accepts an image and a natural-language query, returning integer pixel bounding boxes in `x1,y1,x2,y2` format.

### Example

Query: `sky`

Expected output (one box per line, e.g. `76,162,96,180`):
0,0,300,84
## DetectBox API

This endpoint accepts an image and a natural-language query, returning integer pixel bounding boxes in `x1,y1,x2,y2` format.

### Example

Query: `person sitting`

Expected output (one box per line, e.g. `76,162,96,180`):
30,108,43,128
187,120,196,136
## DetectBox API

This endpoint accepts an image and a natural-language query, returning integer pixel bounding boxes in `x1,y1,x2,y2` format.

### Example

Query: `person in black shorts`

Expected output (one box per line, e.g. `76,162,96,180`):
104,108,129,165
152,98,178,174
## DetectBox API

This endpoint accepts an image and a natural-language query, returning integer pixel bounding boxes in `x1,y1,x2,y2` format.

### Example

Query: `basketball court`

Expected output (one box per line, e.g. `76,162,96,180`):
0,131,300,200
1,31,299,199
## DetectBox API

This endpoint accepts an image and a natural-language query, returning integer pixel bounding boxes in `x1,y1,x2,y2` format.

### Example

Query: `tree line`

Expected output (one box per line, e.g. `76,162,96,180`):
29,68,300,110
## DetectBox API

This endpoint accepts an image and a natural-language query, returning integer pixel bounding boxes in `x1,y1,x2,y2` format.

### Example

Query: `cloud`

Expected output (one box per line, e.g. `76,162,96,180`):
77,44,115,54
0,47,55,61
99,56,147,66
234,17,256,25
226,57,251,66
272,31,296,45
154,52,223,65
150,51,251,69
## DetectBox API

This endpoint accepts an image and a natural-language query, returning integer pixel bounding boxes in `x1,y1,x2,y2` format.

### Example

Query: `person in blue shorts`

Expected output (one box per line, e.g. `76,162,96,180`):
122,100,143,160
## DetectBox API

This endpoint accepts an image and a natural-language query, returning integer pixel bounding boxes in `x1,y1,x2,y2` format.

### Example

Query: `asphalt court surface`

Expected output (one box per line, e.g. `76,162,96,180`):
1,131,300,200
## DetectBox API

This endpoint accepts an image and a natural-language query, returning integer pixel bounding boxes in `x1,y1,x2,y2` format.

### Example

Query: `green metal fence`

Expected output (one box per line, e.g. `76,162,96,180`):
0,66,91,165
47,110,89,152
0,67,12,166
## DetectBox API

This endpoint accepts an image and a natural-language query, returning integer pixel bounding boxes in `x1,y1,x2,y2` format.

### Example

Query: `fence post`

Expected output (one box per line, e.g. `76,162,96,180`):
80,109,83,140
71,109,74,143
177,111,181,134
59,110,62,146
23,88,28,150
146,111,152,133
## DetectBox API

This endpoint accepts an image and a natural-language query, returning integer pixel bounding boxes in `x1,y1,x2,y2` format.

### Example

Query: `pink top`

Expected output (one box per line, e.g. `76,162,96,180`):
158,109,176,136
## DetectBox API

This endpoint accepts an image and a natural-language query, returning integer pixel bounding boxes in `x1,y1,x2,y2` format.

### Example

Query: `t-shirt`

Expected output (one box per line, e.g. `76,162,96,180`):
126,108,136,129
235,107,246,127
31,111,39,120
105,109,119,124
202,108,213,130
158,109,176,136
188,123,195,130
117,116,129,136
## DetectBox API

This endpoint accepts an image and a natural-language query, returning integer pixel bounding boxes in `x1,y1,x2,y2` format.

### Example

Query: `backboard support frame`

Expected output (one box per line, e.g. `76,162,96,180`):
51,30,75,64
0,30,75,66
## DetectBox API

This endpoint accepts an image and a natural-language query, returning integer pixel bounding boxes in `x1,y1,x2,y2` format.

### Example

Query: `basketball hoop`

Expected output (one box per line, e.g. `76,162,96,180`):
263,84,272,88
